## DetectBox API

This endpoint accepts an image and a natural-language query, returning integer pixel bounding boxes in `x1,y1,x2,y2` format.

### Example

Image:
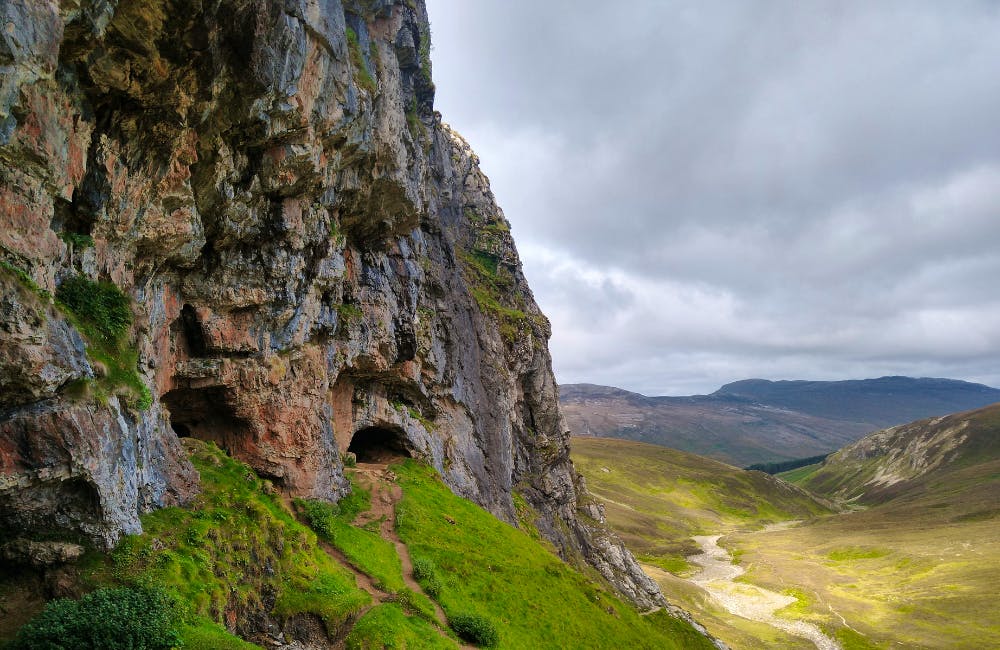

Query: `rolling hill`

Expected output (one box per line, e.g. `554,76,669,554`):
560,377,1000,466
570,437,833,573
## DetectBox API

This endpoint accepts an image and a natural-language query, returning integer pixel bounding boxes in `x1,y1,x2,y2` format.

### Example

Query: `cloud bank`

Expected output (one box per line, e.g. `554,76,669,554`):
425,0,1000,395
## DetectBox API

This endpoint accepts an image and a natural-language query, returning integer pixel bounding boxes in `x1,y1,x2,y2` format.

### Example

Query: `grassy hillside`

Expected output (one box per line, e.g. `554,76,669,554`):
393,460,714,649
726,403,1000,648
2,440,714,649
571,437,833,574
798,402,1000,505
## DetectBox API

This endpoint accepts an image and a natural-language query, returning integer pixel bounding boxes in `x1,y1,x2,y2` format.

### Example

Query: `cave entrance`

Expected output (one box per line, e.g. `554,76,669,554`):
347,427,411,464
162,386,250,458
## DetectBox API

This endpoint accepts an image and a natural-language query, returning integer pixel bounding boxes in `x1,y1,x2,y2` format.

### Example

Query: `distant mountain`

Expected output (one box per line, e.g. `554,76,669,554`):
559,377,1000,466
796,402,1000,507
713,376,1000,427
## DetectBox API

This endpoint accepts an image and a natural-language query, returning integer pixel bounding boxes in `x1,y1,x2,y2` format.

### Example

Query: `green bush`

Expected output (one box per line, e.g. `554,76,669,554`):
9,586,181,650
295,498,340,539
449,613,499,647
56,275,132,342
59,231,95,250
412,556,443,597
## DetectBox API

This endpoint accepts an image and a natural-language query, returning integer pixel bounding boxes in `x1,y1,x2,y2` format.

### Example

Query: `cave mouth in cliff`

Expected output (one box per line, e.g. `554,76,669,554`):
163,386,249,454
348,427,412,464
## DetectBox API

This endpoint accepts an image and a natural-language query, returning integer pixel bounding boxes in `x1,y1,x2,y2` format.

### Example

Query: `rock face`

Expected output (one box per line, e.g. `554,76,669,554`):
0,0,662,610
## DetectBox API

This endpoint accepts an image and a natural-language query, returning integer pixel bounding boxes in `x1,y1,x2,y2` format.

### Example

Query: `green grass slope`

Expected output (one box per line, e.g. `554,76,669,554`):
80,439,371,646
393,460,715,649
571,437,833,573
4,441,715,649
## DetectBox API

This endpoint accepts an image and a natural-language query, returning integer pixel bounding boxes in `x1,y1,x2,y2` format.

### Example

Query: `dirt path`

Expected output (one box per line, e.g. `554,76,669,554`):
350,464,450,629
283,469,471,649
687,535,841,650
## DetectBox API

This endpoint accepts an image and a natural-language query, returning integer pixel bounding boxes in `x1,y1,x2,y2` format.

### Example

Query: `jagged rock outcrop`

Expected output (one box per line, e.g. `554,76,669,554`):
0,0,662,611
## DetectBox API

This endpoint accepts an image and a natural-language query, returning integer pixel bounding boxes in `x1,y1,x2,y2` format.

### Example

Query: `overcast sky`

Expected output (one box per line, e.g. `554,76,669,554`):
424,0,1000,396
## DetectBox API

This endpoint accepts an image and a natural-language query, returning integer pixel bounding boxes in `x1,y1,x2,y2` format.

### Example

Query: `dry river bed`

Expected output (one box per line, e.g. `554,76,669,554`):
686,534,840,650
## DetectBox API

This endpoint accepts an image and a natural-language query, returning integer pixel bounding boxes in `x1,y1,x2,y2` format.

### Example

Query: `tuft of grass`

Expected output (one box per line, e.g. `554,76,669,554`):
412,556,444,598
450,613,499,647
393,460,715,649
1,259,52,301
56,275,131,342
59,231,95,250
54,274,151,410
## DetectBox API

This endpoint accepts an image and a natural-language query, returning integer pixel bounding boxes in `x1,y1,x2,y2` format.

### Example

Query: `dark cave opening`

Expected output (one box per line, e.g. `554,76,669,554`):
347,426,412,463
178,304,208,357
162,386,249,456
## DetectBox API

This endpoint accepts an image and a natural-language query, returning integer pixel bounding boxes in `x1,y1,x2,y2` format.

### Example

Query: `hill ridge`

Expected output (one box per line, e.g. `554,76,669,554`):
560,377,1000,465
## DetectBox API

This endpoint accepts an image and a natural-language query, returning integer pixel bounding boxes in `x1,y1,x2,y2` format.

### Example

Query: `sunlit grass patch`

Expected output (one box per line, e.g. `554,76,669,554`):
345,603,457,650
826,547,890,562
393,460,714,649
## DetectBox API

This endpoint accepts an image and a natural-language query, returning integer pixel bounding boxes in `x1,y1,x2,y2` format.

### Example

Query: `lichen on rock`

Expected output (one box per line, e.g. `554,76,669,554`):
0,0,663,613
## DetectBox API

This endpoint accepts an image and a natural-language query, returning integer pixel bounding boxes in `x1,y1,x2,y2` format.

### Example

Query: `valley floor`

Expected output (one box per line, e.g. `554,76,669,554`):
571,436,1000,650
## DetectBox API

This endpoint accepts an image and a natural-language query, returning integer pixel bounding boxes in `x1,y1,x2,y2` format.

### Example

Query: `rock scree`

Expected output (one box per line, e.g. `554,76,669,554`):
0,0,664,620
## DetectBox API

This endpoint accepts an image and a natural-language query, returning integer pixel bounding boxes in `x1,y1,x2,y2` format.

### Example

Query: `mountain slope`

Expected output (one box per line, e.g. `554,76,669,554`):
797,402,1000,508
715,376,1000,427
560,378,1000,465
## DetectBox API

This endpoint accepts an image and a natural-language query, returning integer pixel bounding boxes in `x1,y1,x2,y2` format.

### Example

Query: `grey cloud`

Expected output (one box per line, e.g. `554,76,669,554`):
426,0,1000,394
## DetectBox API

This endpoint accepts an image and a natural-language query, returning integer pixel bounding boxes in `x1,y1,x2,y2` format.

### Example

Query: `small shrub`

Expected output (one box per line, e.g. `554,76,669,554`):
59,231,95,250
343,452,357,468
450,613,499,647
56,275,132,342
412,556,443,597
295,498,340,539
9,586,181,650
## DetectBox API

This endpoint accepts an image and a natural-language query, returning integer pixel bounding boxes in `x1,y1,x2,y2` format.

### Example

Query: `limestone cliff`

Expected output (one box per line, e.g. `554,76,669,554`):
0,0,662,610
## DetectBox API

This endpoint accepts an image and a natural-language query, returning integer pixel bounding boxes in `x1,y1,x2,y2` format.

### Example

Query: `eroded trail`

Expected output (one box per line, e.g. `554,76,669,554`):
285,462,472,649
687,535,841,650
350,464,451,630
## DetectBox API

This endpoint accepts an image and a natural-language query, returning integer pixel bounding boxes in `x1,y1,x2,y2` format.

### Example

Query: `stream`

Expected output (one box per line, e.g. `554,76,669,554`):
688,535,841,650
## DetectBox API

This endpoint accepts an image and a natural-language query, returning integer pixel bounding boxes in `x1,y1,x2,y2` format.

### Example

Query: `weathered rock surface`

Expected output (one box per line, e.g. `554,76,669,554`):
0,0,662,612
